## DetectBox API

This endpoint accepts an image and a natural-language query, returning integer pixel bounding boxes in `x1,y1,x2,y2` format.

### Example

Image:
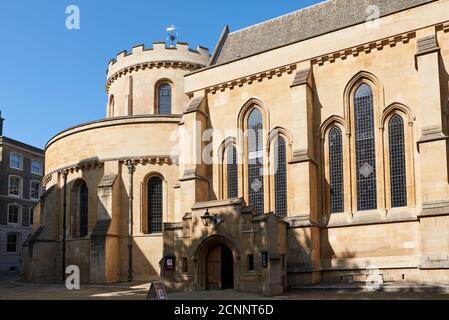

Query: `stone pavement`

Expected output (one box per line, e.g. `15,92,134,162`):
1,274,449,300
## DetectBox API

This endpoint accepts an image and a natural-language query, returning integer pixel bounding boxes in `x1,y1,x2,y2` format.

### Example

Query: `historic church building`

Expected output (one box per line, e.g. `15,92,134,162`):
24,0,449,295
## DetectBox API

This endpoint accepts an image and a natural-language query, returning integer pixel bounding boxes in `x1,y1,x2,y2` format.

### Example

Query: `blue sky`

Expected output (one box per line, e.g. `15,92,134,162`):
0,0,320,149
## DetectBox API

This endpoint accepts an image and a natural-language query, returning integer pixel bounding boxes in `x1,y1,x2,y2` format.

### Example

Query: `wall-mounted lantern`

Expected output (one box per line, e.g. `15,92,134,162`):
200,209,224,229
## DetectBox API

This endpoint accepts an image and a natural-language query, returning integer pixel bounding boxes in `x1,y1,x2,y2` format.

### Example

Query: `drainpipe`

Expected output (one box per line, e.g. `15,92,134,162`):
126,160,135,282
62,170,68,281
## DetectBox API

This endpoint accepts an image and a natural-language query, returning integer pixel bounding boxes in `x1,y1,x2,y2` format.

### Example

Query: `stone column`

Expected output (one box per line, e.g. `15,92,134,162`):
416,31,449,275
90,161,121,283
287,67,321,284
178,96,210,217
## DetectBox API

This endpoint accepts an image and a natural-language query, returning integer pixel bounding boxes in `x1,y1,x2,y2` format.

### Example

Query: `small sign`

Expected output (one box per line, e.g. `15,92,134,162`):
261,251,268,268
146,281,168,300
165,256,175,271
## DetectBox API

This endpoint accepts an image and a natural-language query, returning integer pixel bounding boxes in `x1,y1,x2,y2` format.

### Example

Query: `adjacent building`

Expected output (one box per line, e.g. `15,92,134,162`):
24,0,449,295
0,114,44,273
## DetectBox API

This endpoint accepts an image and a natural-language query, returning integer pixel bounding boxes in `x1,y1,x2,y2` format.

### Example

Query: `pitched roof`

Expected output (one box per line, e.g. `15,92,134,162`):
212,0,435,65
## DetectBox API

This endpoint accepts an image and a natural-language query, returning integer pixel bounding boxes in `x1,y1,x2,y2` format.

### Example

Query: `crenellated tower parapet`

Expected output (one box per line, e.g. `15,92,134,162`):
105,41,210,117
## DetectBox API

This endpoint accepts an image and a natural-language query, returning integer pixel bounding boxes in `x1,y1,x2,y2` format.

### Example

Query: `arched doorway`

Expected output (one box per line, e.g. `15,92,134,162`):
205,244,234,290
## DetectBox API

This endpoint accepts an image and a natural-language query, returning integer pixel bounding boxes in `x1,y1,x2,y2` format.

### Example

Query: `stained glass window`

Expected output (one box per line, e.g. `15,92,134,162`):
158,83,172,115
148,177,163,233
389,115,407,208
227,145,238,199
354,84,377,211
274,137,287,217
329,126,344,213
248,109,264,215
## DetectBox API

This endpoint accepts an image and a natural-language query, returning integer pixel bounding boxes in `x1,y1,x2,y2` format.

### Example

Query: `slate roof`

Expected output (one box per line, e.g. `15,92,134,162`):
212,0,435,65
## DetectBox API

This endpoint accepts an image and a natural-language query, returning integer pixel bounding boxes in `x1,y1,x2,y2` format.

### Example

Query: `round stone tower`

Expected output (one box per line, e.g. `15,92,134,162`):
106,42,210,117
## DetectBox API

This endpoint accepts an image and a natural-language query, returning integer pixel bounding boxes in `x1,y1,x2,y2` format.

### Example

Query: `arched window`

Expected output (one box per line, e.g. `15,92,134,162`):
79,182,88,237
227,145,238,199
109,95,115,117
354,83,377,211
389,115,407,208
329,127,344,213
274,137,287,217
148,176,163,233
247,108,264,215
157,83,172,115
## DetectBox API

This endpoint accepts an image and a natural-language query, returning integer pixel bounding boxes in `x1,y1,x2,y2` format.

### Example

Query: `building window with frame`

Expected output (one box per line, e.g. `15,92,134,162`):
79,182,89,237
354,83,377,211
30,181,41,200
274,137,287,217
10,153,23,170
31,159,42,175
7,234,18,253
8,204,20,225
9,175,22,197
389,115,407,208
247,108,264,215
329,126,344,213
227,145,238,199
157,83,172,115
147,176,163,234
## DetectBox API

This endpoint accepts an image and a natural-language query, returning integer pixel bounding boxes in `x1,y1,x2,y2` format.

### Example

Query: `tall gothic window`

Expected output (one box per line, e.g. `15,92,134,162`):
389,115,407,208
247,108,264,215
274,137,287,217
329,126,344,213
157,83,172,115
227,145,238,199
354,83,377,211
79,182,88,237
148,177,163,233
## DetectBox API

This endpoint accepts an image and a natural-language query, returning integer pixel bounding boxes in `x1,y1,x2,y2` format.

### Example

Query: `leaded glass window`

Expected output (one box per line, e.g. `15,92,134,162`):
274,137,287,217
227,145,238,199
354,84,377,211
329,126,344,213
148,177,163,233
389,115,407,208
158,83,172,115
248,109,264,215
79,182,88,237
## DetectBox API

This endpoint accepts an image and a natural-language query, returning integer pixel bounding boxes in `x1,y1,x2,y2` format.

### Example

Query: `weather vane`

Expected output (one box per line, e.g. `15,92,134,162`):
166,25,178,47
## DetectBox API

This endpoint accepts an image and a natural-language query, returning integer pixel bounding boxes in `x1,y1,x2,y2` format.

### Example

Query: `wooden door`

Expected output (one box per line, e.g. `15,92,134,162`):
206,245,221,290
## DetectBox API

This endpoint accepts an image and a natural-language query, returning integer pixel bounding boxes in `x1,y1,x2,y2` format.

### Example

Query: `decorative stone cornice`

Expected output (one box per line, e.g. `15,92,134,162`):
42,174,52,187
122,155,176,166
205,63,297,95
106,60,203,94
312,32,415,66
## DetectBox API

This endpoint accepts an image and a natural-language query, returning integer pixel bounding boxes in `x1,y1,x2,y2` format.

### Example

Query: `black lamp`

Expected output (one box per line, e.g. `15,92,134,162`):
201,209,224,229
201,209,213,227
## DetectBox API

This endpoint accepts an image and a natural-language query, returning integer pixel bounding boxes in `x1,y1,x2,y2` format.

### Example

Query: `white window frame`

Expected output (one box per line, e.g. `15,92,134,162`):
8,175,23,198
30,180,42,200
9,152,23,170
7,203,21,225
31,159,43,175
6,233,19,253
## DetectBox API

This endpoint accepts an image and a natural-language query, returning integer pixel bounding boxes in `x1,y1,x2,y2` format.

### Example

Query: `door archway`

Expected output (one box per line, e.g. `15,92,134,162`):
195,235,236,290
